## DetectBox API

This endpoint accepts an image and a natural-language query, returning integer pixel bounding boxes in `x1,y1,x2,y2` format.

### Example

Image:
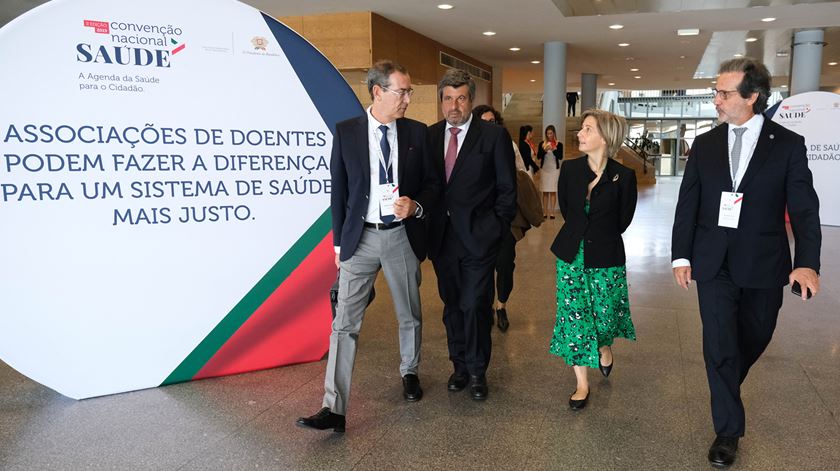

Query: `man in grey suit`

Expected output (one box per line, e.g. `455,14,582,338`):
296,60,439,433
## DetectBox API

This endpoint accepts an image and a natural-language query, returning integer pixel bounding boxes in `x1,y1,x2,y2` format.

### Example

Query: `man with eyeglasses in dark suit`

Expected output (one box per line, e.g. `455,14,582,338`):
297,60,439,433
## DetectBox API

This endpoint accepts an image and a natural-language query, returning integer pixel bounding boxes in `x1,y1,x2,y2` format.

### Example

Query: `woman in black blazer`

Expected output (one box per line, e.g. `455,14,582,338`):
548,109,638,411
517,125,539,175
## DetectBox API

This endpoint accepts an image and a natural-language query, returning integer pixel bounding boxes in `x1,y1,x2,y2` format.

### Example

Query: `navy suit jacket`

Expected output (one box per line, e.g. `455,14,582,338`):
330,115,439,262
427,118,517,260
671,118,821,288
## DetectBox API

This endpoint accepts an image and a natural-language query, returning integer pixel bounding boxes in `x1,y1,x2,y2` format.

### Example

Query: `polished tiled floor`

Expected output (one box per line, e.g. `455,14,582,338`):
2,178,839,470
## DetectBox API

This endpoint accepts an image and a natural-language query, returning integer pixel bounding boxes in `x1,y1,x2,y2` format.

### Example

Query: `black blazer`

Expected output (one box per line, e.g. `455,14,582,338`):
428,118,518,260
671,118,820,288
518,141,539,173
550,156,637,267
330,115,439,262
537,141,563,169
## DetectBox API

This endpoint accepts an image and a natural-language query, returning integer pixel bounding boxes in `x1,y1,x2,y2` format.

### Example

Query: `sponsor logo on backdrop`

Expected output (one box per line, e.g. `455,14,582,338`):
251,36,268,51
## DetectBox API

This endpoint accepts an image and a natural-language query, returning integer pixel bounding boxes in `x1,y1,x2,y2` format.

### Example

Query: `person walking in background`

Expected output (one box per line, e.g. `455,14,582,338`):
428,69,517,400
297,60,439,433
473,106,544,332
517,125,540,176
537,125,563,219
473,104,526,172
671,58,821,469
566,91,578,117
549,109,637,411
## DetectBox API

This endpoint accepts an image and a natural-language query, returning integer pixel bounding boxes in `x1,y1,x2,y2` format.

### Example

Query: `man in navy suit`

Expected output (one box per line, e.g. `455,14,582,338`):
427,69,517,400
671,58,821,468
297,60,439,433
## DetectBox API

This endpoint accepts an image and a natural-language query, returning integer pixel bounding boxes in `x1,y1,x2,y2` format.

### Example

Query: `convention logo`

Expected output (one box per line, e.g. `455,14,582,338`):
77,18,187,68
778,103,811,120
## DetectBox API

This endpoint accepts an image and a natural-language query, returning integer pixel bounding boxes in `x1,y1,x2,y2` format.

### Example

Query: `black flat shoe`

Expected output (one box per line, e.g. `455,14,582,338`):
568,390,589,410
707,436,738,468
402,374,423,402
469,375,488,401
447,372,469,392
599,359,613,378
496,308,509,332
296,407,345,433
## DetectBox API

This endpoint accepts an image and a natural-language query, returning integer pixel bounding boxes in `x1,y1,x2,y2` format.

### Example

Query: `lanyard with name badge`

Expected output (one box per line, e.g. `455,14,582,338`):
374,126,399,219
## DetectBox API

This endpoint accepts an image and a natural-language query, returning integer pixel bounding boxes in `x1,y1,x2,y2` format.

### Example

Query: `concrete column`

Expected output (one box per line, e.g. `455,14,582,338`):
543,41,567,145
581,73,598,112
790,29,825,95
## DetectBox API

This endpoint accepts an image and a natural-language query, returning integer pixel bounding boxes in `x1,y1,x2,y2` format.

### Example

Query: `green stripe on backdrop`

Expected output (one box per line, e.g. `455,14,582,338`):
162,208,331,385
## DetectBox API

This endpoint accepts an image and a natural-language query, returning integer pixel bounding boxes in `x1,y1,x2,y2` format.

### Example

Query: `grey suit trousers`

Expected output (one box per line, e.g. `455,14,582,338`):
322,225,422,415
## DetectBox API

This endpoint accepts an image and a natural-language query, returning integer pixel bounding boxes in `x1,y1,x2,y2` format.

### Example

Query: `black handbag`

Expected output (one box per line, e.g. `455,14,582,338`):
329,270,376,318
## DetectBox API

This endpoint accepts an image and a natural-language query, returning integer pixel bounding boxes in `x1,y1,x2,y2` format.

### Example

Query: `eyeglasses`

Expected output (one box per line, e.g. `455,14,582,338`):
711,88,740,100
383,86,414,99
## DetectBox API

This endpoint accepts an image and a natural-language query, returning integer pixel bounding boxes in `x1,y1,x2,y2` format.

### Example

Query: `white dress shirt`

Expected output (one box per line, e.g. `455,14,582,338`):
366,106,399,223
443,113,472,158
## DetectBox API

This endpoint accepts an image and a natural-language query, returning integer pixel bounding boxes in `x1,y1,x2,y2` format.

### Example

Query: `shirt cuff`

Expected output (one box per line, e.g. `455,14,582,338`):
334,246,341,254
672,258,691,268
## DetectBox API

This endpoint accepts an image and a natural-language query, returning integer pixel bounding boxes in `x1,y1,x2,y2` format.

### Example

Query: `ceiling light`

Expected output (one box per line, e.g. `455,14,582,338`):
829,62,838,66
733,53,743,57
437,4,454,9
609,24,624,30
608,82,616,86
761,17,776,22
618,43,630,47
677,28,700,36
509,47,520,51
530,79,536,82
745,37,757,42
680,55,686,59
781,85,788,88
711,80,717,84
630,68,639,72
776,50,789,57
531,60,541,64
634,75,642,79
482,31,496,36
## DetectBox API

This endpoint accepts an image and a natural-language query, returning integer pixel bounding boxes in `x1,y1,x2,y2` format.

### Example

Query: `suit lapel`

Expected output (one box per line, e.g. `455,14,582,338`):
709,124,733,192
736,120,775,193
449,119,482,183
396,118,408,185
430,121,446,184
352,116,370,192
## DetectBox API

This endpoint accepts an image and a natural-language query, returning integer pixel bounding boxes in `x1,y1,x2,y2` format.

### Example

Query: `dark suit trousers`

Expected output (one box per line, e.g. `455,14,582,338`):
495,230,517,303
696,260,783,438
433,220,497,376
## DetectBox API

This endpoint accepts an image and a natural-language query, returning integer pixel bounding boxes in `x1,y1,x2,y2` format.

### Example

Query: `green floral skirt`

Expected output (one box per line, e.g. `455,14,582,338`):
549,241,636,368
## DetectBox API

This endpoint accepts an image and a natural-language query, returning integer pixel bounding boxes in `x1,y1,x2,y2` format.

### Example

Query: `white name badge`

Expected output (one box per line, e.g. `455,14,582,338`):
718,192,743,228
379,183,398,217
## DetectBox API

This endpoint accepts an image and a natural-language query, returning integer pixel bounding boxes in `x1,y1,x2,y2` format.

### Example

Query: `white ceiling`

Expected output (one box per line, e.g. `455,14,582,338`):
3,0,839,91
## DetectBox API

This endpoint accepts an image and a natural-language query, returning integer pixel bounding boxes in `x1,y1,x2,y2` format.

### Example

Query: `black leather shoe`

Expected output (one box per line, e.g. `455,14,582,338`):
296,407,345,433
496,308,509,332
402,374,423,402
598,355,613,378
447,372,469,391
469,375,488,401
568,390,589,410
707,436,738,468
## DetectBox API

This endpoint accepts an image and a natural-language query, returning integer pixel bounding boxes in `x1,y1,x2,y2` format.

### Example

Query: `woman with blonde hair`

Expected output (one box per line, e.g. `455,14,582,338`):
548,109,638,410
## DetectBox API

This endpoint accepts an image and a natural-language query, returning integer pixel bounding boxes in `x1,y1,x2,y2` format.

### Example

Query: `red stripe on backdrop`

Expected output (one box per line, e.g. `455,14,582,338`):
193,235,336,379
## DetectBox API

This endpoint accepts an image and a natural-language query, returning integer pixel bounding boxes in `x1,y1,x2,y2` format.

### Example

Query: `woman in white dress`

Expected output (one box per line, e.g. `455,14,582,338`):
537,125,563,219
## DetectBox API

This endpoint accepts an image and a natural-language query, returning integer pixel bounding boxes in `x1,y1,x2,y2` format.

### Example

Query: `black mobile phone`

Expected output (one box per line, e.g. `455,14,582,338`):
791,281,813,299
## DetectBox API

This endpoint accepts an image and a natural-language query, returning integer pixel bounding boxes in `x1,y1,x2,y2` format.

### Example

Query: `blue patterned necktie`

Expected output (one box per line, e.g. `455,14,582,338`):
378,125,395,223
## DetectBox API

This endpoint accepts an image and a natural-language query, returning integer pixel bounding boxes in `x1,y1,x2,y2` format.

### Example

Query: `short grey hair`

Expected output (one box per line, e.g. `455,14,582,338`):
366,60,407,100
438,68,475,101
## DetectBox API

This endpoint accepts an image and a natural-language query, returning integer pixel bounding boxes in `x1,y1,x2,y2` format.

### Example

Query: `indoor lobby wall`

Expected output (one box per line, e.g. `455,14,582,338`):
279,12,492,125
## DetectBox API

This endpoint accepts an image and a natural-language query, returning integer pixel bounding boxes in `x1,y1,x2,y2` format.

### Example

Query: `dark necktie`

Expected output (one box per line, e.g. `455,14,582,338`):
445,127,461,182
378,125,394,223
